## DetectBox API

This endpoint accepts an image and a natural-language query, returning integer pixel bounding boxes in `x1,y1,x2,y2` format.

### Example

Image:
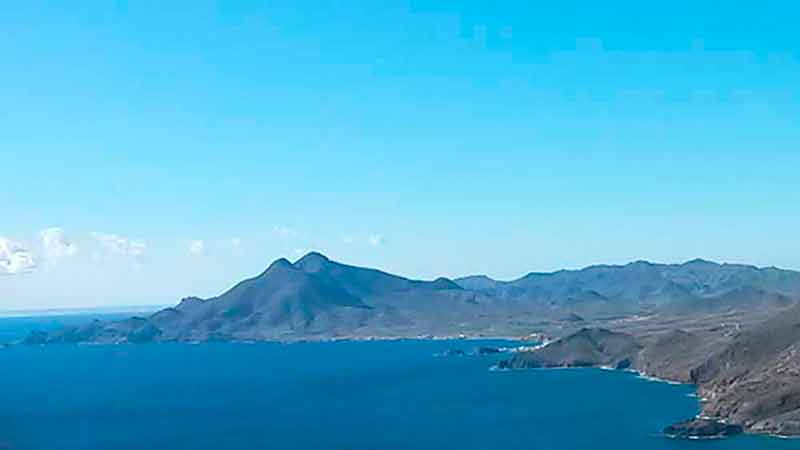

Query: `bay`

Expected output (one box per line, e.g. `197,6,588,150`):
0,316,793,450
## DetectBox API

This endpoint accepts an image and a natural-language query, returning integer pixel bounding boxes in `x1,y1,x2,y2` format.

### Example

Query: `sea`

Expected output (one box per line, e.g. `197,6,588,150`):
0,314,796,450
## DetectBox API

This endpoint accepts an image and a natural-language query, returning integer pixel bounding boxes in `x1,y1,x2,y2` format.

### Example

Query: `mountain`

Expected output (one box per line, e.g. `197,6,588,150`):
26,254,800,344
26,252,507,343
453,275,501,291
663,285,795,316
456,259,800,317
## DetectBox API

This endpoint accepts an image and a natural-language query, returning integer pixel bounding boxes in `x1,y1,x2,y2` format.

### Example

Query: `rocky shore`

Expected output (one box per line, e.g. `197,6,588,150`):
663,419,743,439
499,319,800,439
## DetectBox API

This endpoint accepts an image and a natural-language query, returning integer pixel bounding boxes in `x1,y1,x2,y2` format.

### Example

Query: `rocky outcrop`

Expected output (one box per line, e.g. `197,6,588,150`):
634,329,712,383
498,328,641,370
663,419,743,439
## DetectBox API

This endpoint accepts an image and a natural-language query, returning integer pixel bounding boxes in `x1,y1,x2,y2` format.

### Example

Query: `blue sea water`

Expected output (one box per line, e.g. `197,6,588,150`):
0,316,796,450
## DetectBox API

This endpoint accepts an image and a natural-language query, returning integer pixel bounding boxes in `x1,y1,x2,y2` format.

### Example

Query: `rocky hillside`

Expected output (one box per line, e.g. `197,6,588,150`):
26,253,501,343
690,302,800,436
500,313,800,437
497,328,641,369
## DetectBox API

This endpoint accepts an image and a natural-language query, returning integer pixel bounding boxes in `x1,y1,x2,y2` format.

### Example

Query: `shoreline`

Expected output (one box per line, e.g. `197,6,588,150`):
15,334,532,346
501,363,800,441
16,332,800,440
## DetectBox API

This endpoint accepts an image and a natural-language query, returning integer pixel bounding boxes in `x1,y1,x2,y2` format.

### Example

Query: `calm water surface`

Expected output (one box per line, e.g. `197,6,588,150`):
0,316,795,450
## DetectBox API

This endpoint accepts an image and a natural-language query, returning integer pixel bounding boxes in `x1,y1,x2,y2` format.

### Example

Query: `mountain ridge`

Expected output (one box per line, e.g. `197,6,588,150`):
455,258,800,317
25,253,800,344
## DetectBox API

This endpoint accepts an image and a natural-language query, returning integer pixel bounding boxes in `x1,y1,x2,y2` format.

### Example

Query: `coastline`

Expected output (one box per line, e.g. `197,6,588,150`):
15,327,800,441
16,332,531,346
547,365,800,441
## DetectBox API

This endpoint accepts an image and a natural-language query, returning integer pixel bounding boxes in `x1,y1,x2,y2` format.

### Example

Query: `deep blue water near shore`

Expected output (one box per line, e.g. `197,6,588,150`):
0,316,795,450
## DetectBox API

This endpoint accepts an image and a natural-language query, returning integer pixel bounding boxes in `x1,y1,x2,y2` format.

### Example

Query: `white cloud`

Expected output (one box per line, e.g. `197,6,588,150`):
0,237,36,275
188,240,206,256
40,228,78,267
91,232,147,260
368,234,386,247
272,225,298,239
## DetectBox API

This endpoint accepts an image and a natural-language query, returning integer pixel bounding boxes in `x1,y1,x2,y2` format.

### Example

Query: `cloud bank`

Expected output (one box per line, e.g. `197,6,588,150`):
0,237,36,275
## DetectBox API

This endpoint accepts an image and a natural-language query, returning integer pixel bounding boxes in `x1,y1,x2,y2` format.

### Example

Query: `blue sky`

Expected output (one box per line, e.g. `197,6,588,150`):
2,1,799,309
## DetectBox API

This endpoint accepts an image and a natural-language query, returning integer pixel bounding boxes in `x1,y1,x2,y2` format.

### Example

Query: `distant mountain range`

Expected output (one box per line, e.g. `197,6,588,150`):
25,253,800,344
456,258,800,316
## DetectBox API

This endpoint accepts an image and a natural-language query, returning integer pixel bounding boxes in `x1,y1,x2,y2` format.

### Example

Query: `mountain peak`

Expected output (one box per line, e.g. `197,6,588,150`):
296,251,329,263
430,277,462,290
459,275,496,282
176,296,205,310
683,258,719,267
454,274,500,290
628,260,655,267
266,257,293,272
294,251,331,272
